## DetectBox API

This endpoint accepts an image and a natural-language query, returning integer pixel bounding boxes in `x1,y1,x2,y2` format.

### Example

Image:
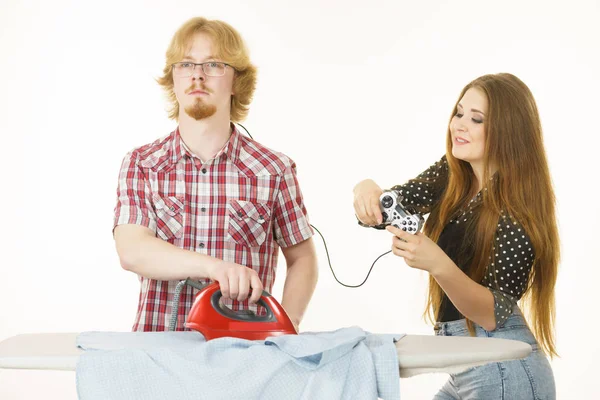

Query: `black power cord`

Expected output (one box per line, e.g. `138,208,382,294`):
237,123,253,139
310,224,391,288
237,123,391,288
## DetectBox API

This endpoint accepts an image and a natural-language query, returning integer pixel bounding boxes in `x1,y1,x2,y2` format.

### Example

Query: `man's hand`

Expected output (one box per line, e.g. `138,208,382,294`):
206,260,264,304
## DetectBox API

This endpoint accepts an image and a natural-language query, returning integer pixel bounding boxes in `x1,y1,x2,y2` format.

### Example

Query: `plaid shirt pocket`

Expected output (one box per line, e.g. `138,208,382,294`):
228,200,271,247
153,194,184,240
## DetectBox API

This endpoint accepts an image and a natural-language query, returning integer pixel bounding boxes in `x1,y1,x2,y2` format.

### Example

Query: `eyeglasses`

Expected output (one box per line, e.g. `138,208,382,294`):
172,61,232,77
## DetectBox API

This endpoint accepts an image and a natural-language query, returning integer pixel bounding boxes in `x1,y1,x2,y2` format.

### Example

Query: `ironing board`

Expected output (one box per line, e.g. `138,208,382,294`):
0,332,531,378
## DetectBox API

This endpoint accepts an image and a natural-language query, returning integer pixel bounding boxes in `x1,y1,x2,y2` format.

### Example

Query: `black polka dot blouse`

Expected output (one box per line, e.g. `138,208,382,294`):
389,156,534,329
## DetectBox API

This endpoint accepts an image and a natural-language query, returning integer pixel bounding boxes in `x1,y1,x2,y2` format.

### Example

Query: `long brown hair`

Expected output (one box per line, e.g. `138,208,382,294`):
423,73,559,357
156,17,257,122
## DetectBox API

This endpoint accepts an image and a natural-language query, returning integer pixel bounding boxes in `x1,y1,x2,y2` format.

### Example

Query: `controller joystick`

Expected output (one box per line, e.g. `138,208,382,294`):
377,190,424,234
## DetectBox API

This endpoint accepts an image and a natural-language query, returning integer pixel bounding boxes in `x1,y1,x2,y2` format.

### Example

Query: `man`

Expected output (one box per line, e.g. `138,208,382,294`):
113,17,318,332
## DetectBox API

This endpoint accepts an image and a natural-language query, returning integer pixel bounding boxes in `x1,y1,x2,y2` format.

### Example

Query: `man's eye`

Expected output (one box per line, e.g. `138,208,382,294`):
180,63,193,68
455,112,463,118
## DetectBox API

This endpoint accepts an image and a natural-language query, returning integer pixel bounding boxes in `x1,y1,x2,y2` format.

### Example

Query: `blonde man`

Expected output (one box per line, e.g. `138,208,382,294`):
113,17,318,332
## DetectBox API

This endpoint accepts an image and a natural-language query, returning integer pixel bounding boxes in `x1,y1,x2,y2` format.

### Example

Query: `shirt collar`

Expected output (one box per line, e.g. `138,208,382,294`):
170,123,242,166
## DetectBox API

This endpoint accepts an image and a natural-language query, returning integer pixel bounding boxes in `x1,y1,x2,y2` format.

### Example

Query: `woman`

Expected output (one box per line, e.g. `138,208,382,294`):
353,73,558,399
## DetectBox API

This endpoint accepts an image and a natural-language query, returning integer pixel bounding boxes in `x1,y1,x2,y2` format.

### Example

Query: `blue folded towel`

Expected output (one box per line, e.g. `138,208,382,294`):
76,326,404,400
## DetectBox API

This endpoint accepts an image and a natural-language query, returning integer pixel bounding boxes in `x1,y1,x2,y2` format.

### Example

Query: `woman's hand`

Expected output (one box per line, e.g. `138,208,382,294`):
353,179,384,225
386,225,451,275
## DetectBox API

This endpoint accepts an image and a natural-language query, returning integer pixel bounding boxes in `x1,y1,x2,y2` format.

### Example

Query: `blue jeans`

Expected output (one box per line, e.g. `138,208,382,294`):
432,307,555,399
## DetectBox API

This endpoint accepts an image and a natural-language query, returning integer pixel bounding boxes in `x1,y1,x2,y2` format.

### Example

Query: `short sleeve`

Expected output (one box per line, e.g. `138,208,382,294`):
272,162,314,248
113,151,157,233
481,214,535,329
389,155,449,215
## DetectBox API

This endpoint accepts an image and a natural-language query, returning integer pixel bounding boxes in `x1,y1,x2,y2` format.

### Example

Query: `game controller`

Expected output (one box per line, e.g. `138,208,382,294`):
357,189,424,233
379,189,424,233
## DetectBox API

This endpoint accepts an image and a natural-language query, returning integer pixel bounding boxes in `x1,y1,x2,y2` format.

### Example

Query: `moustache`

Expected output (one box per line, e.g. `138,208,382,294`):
186,85,211,94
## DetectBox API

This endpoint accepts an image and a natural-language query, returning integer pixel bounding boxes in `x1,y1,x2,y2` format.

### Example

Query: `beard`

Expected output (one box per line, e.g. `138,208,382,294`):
184,98,217,120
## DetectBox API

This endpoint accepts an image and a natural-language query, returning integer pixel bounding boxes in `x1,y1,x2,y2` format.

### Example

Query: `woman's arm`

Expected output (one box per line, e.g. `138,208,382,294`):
387,213,535,331
353,155,449,226
429,257,497,330
387,225,496,330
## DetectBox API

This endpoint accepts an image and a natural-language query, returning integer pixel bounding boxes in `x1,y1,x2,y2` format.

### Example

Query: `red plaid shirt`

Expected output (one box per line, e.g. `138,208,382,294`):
114,126,313,331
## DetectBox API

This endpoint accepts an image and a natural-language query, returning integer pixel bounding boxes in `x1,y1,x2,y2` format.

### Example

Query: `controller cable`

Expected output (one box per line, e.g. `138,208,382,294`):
237,123,391,288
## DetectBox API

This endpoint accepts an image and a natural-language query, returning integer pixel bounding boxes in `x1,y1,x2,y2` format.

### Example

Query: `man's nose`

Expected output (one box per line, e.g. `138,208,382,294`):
191,65,206,81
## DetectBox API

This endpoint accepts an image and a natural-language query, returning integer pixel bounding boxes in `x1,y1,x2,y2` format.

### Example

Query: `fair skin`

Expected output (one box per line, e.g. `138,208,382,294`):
352,87,497,331
450,88,488,189
114,32,318,329
174,32,234,161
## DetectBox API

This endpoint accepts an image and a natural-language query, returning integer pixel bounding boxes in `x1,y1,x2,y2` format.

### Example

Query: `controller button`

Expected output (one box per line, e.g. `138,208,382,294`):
382,196,393,208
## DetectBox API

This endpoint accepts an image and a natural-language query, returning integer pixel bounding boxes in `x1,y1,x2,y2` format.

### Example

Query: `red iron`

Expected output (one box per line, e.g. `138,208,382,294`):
185,282,298,341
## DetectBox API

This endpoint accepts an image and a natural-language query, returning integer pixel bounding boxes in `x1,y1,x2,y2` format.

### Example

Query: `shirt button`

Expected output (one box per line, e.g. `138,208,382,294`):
199,243,205,248
237,211,243,217
201,207,206,212
201,168,207,174
169,206,176,212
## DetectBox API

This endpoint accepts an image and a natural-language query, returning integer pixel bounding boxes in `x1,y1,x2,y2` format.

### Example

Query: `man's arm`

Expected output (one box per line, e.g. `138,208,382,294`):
114,224,216,280
114,224,264,302
113,150,263,302
279,237,319,330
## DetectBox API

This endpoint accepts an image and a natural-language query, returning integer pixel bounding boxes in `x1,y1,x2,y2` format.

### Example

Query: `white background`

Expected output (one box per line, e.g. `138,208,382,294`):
1,0,598,398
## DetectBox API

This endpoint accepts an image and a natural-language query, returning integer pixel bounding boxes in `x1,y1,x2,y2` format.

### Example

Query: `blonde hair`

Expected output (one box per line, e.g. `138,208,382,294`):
423,73,559,358
156,17,257,122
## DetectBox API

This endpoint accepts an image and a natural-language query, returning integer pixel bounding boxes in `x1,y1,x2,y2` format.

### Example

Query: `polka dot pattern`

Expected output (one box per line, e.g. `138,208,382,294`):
390,156,448,214
389,156,535,328
481,214,534,328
